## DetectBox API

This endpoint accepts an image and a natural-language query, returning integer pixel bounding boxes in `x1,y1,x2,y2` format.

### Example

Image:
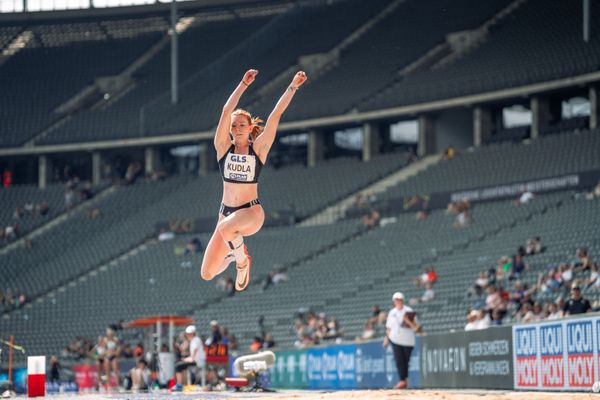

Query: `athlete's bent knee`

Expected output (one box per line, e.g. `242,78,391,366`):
201,268,215,281
217,220,237,240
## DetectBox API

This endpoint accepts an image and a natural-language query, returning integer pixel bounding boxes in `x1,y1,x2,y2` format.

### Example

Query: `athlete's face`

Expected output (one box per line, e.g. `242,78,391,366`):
231,114,252,143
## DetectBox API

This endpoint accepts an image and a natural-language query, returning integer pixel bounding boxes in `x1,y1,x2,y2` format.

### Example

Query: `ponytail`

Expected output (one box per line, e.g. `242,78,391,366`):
250,116,264,142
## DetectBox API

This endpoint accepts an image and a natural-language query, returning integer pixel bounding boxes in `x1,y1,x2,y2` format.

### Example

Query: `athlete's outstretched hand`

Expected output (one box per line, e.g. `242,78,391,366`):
291,71,307,88
242,69,259,86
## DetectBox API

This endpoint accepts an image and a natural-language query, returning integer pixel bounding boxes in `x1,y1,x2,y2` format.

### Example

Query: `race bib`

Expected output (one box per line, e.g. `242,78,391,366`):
224,153,256,182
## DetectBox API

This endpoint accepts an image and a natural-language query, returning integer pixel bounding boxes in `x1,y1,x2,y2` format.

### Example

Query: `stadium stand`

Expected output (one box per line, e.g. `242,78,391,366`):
1,152,408,304
0,17,164,147
0,183,67,244
272,0,513,121
36,0,388,144
37,9,281,144
191,191,575,348
2,131,599,364
360,0,600,111
2,1,600,389
378,128,600,199
1,220,361,365
2,0,596,146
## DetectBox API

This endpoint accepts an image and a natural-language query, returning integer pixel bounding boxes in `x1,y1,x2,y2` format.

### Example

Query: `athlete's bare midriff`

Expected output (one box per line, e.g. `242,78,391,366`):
221,181,259,207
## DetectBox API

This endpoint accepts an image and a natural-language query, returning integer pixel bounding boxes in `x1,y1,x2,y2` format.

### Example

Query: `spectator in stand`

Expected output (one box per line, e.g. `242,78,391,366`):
513,191,534,206
134,343,144,359
262,268,288,291
525,237,542,255
559,263,573,289
563,286,592,316
249,336,263,352
368,305,381,324
585,180,600,200
358,320,377,341
464,310,479,331
443,147,456,160
263,334,275,349
517,302,536,323
79,182,94,201
157,227,175,242
205,320,222,345
496,256,511,281
64,187,75,210
545,302,563,320
586,264,600,288
215,275,234,296
468,271,490,297
490,309,504,326
573,247,593,271
536,270,559,293
124,161,143,185
476,309,491,329
485,285,504,313
509,254,529,280
414,266,437,287
361,209,380,230
184,238,203,255
324,316,342,341
410,282,435,305
453,209,472,229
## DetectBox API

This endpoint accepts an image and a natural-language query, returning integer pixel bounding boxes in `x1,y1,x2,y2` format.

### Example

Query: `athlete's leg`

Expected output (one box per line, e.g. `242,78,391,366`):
217,205,265,241
200,215,235,281
217,206,265,290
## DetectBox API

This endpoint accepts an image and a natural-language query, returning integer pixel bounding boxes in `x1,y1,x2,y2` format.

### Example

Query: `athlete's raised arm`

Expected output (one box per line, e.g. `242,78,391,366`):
254,71,307,161
214,69,258,157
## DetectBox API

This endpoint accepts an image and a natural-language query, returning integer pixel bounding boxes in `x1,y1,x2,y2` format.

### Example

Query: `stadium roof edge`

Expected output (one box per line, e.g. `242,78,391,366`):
1,70,599,156
0,0,288,23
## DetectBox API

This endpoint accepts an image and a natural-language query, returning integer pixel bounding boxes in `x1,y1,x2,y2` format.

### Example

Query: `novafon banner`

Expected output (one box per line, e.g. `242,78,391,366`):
420,326,513,389
513,315,600,390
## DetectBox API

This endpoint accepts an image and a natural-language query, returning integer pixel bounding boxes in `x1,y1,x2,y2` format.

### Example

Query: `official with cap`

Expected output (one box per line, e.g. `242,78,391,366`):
384,292,419,389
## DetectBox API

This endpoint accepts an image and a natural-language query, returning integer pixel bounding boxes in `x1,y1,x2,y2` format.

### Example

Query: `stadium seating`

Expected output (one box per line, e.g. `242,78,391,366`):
380,128,600,199
276,0,512,121
0,20,163,147
38,10,279,144
1,152,407,303
360,0,600,111
1,220,361,365
0,183,66,244
0,24,22,50
2,0,600,376
3,0,598,146
2,132,599,364
191,191,574,348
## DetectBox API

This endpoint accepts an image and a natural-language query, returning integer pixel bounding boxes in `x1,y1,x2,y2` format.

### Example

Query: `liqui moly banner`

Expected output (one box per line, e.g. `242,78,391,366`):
513,315,600,390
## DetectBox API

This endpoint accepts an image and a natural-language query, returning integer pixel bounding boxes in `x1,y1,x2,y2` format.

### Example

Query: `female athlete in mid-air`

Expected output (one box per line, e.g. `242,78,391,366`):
200,69,307,291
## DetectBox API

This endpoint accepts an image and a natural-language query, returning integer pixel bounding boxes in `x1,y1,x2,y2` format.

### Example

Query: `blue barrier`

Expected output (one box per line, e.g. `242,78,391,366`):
269,338,421,390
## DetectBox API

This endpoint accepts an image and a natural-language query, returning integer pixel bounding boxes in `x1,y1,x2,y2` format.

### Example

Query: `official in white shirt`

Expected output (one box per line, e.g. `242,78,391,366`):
384,292,419,389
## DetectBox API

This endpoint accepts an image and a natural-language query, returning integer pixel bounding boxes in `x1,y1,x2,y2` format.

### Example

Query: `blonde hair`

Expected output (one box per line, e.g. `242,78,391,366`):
232,109,264,142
